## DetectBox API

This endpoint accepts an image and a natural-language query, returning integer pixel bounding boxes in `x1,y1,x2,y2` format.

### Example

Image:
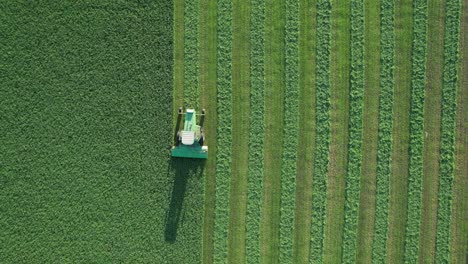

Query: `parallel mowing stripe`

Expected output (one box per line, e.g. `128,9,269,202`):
213,0,232,262
184,0,199,108
404,0,428,262
435,0,461,262
371,0,395,261
342,0,365,262
279,0,299,262
309,0,332,262
246,0,265,262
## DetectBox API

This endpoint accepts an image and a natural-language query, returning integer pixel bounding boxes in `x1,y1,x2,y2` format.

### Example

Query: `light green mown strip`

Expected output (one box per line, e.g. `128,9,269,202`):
435,0,461,262
356,0,380,262
371,0,395,261
342,0,365,262
260,0,285,263
228,0,251,262
309,0,331,262
404,0,428,262
387,0,412,262
199,0,217,263
173,0,185,126
450,0,467,262
245,0,265,262
279,0,299,262
418,0,445,262
293,0,316,262
184,0,199,108
322,0,350,262
213,0,232,262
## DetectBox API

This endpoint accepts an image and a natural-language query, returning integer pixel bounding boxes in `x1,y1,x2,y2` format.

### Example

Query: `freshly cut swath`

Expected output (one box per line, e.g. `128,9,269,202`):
309,0,332,262
342,0,365,262
184,0,199,108
371,0,395,261
435,0,461,262
213,0,233,263
246,0,265,263
279,0,299,262
404,0,428,262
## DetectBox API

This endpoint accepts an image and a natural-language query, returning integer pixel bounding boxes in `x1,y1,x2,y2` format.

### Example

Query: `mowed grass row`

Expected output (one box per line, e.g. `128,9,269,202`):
450,0,468,261
245,0,265,263
184,0,199,108
293,0,316,262
356,0,380,262
228,0,251,262
260,0,285,262
322,0,350,262
435,0,462,262
404,0,428,261
279,0,300,262
173,0,185,124
371,0,395,261
198,0,218,263
213,0,233,262
387,0,412,261
418,0,445,261
342,0,365,261
310,0,332,262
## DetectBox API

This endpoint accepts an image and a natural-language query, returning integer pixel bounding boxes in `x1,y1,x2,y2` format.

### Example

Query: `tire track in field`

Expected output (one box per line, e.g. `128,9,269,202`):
293,0,316,262
227,0,251,262
387,0,412,262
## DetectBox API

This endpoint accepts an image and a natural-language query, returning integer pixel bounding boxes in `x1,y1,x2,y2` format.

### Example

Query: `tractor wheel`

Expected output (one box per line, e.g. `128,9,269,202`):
178,107,183,115
199,133,205,145
202,108,206,115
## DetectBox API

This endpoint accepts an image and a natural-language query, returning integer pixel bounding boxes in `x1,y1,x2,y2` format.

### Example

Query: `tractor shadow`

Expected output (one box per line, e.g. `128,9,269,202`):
164,158,205,243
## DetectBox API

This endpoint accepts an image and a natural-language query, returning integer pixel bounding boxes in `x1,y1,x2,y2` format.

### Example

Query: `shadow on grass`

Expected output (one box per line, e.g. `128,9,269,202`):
164,157,205,243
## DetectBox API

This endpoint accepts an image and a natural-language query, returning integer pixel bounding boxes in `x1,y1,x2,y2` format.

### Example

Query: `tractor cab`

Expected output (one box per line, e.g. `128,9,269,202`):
171,108,208,159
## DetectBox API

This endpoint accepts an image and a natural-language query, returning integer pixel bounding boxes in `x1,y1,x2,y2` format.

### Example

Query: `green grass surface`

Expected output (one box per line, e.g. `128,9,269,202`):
260,1,285,263
228,0,251,262
246,0,266,263
322,0,349,262
184,0,199,109
387,0,413,262
293,0,316,262
0,1,206,263
419,0,445,262
356,0,380,262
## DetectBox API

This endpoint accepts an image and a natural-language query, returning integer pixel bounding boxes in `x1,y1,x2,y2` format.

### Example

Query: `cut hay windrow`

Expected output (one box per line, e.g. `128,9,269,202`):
435,0,461,262
404,0,428,262
342,0,365,262
371,0,395,261
184,0,199,108
213,0,233,262
309,0,332,262
246,0,265,262
279,0,299,262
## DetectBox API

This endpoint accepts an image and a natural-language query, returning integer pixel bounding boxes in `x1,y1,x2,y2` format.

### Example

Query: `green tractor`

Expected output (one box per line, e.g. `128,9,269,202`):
171,107,208,159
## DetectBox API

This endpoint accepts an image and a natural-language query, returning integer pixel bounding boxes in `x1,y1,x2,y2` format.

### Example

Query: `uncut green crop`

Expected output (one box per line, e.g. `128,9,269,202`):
371,0,395,261
404,0,428,262
279,0,299,262
213,0,233,263
246,0,265,263
309,0,331,262
342,0,364,262
435,0,461,262
184,0,199,108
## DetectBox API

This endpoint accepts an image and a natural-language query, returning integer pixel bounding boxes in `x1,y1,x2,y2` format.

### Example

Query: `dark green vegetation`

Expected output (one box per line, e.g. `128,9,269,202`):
2,1,467,263
0,1,205,263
